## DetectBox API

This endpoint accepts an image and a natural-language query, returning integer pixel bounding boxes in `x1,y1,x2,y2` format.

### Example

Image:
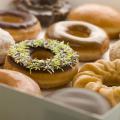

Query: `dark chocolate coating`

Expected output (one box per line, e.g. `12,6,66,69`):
0,10,37,29
37,0,58,5
16,0,71,27
48,88,111,115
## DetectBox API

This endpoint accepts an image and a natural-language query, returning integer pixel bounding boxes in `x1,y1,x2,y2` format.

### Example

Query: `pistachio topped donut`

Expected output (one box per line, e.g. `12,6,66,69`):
4,39,79,89
45,21,109,61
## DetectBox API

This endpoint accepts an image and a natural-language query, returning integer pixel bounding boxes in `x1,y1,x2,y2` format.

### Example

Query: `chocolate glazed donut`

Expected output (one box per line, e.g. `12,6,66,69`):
0,10,41,42
4,39,79,89
45,21,109,61
16,0,71,27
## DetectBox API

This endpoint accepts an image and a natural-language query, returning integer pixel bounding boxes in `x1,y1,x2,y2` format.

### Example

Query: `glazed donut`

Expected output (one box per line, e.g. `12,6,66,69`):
68,4,120,39
73,59,120,106
48,88,111,114
4,39,79,89
0,69,41,96
109,40,120,61
45,21,109,61
0,10,41,42
0,28,15,64
16,0,71,27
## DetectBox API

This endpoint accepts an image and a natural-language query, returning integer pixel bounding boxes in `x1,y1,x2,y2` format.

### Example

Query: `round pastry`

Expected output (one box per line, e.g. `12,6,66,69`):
109,40,120,61
0,28,15,64
16,0,71,27
0,10,41,42
4,39,79,89
68,4,120,39
48,88,111,114
0,69,41,96
45,21,109,61
73,59,120,106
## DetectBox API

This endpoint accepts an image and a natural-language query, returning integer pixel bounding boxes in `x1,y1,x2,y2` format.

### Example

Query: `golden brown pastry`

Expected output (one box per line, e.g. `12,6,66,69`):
45,21,109,61
4,39,79,89
0,10,41,42
73,59,120,106
68,4,120,39
109,40,120,61
0,69,41,96
15,0,71,27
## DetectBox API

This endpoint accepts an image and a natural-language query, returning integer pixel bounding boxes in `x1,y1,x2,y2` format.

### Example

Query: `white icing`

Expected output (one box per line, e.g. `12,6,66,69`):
0,28,15,64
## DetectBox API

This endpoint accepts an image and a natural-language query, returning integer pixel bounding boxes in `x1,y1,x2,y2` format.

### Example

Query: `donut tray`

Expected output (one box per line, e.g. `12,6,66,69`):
0,0,120,120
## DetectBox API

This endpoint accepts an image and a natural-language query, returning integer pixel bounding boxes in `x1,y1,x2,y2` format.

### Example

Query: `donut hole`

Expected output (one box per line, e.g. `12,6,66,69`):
67,25,91,38
31,48,54,60
0,15,24,23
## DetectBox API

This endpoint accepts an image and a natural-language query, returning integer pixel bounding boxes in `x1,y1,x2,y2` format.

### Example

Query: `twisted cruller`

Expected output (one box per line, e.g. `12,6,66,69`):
73,59,120,106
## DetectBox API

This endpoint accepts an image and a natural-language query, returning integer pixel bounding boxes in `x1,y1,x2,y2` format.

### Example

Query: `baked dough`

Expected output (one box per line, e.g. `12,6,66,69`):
0,28,15,64
109,40,120,61
68,4,120,39
73,59,120,106
46,21,109,61
0,69,41,96
4,39,79,89
0,10,41,42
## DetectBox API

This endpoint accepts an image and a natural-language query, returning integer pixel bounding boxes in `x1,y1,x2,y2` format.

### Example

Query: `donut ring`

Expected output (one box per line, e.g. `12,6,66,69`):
4,39,79,89
45,21,109,61
73,59,120,106
0,10,41,42
67,4,120,39
0,69,41,96
16,0,71,27
48,88,111,114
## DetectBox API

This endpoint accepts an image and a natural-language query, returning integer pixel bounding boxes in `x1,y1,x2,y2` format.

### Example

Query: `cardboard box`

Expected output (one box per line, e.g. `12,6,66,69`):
0,84,120,120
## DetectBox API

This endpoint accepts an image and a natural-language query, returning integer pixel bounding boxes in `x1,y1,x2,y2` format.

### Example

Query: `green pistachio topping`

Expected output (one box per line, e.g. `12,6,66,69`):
8,39,78,73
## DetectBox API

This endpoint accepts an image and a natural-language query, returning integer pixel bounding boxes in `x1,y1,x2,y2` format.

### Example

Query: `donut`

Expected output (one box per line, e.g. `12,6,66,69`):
0,10,41,42
0,28,15,64
4,39,79,89
0,69,41,96
45,21,109,61
68,4,120,39
73,59,120,106
48,88,111,114
15,0,71,27
109,40,120,61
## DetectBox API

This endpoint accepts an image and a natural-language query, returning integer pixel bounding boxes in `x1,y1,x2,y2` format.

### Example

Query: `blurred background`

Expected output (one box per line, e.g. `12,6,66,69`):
0,0,120,10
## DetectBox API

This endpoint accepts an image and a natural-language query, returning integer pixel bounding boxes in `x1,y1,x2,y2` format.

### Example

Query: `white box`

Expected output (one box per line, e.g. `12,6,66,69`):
0,84,120,120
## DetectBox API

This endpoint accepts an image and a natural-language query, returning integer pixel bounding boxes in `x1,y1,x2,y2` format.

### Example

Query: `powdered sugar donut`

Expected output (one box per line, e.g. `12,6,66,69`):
0,28,15,64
